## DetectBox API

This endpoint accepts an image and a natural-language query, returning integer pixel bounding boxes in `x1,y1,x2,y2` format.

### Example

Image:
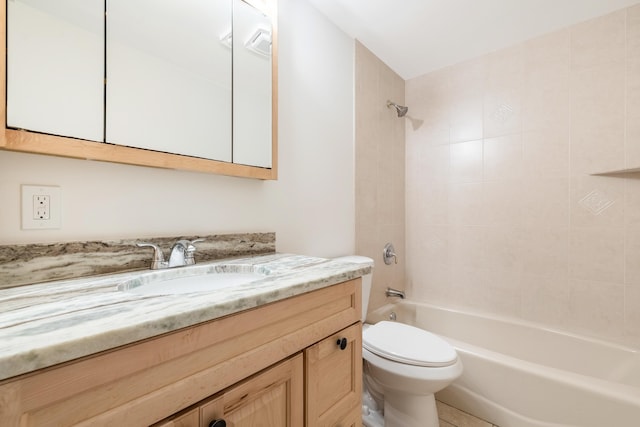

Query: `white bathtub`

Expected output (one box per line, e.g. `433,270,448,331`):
368,301,640,427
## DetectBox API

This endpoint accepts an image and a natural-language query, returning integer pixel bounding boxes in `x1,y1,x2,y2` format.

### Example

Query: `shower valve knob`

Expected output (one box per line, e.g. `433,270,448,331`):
383,243,398,265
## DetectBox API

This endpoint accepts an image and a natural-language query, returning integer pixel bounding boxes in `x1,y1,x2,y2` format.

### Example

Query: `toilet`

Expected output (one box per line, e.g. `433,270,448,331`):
335,256,463,427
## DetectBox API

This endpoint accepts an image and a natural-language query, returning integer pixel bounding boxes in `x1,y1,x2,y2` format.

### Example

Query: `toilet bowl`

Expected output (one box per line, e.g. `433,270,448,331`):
363,321,463,427
334,256,463,427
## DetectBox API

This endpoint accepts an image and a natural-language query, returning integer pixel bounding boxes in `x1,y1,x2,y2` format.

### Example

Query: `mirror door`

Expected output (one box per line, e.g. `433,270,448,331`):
6,0,104,142
233,0,273,168
106,0,233,161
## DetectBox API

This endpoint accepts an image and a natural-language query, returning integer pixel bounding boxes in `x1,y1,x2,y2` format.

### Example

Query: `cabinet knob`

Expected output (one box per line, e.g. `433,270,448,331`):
209,420,226,427
336,337,348,350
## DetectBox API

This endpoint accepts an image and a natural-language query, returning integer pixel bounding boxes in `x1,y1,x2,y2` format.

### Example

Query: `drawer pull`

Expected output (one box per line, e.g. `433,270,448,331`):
336,337,348,350
209,420,226,427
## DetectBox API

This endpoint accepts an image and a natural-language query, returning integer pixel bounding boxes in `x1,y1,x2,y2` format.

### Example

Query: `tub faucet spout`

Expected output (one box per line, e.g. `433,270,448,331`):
386,287,405,299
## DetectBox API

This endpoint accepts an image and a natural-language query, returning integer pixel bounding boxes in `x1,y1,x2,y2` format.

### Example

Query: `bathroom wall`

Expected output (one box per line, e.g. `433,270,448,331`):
405,4,640,347
0,0,355,259
355,42,406,314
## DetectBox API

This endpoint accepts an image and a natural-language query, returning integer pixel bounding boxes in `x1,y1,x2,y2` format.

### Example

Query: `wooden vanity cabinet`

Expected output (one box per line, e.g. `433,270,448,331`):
0,278,362,427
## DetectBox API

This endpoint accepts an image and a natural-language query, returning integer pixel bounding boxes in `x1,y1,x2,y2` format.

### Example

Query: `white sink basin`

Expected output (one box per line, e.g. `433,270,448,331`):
118,266,267,295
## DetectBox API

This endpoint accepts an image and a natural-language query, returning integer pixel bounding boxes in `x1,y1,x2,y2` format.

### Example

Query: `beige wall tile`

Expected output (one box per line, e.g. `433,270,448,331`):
484,46,523,138
571,127,625,175
571,62,625,133
521,177,570,228
625,174,640,229
449,182,484,226
625,230,640,286
625,285,640,338
522,60,570,132
421,144,451,183
482,180,523,227
568,279,625,337
448,226,486,288
410,225,450,303
569,227,625,284
450,58,486,143
484,226,523,274
486,44,524,84
522,128,570,178
521,274,570,327
627,56,640,171
410,118,451,146
481,268,522,317
450,140,483,183
626,104,640,170
483,134,523,181
483,87,522,138
520,227,569,278
570,175,625,228
628,4,640,58
406,67,450,116
418,181,449,226
571,9,626,69
524,28,570,66
628,58,640,119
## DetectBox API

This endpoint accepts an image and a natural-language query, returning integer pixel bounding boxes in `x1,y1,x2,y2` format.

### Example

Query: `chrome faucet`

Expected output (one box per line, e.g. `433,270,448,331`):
137,238,204,270
168,239,204,267
385,287,405,299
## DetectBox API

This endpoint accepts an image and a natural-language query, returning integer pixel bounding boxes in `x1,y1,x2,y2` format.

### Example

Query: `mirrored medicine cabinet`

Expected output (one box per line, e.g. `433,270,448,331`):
0,0,277,179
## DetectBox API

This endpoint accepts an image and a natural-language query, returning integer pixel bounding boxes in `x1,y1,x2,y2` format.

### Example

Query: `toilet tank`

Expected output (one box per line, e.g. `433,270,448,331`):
333,256,373,322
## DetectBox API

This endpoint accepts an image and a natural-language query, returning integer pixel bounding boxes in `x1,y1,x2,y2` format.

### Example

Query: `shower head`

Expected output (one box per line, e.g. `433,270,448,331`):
387,100,408,117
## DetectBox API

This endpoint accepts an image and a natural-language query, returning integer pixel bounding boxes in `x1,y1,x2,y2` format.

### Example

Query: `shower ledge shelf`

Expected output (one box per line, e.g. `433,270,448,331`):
592,166,640,176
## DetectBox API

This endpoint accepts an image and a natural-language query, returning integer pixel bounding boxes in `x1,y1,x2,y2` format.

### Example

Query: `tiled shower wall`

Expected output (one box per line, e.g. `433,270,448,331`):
405,4,640,347
355,42,406,314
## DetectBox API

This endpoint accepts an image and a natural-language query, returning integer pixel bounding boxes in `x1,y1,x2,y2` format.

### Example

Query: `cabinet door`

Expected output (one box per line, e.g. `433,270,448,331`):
200,354,303,427
7,0,104,142
305,322,362,427
106,0,233,161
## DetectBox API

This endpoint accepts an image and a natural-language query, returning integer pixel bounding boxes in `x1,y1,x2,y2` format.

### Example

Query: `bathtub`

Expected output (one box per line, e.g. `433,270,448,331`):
368,301,640,427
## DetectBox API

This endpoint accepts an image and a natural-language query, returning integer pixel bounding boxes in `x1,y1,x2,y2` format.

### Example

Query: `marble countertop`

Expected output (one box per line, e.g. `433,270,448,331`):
0,253,371,381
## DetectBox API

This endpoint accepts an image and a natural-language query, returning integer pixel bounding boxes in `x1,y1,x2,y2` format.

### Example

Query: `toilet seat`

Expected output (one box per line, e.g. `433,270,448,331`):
363,321,457,367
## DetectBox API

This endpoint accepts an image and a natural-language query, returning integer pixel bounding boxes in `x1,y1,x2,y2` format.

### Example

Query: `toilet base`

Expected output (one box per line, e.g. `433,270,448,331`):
384,391,439,427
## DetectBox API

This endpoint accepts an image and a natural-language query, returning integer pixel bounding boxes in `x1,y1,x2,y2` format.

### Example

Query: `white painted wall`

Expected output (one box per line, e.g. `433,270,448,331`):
0,0,355,259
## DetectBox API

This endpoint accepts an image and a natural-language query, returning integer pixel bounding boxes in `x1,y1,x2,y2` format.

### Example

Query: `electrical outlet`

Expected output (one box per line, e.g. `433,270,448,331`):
21,185,61,230
33,195,51,220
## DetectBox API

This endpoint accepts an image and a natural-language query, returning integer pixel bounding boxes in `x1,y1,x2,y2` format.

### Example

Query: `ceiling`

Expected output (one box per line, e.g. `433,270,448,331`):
307,0,640,80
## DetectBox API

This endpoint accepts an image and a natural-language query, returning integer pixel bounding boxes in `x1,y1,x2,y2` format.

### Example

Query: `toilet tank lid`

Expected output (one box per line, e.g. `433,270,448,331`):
363,321,457,367
333,256,374,267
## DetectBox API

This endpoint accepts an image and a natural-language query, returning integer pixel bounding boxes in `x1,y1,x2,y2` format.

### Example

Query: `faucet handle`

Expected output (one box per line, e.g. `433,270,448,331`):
136,242,167,270
183,238,204,265
383,243,398,265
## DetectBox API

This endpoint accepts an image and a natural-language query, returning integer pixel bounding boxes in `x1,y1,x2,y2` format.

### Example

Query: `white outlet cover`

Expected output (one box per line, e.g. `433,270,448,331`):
21,185,62,230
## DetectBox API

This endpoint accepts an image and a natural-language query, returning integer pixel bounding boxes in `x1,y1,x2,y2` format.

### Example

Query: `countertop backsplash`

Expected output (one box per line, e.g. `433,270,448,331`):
0,232,275,289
